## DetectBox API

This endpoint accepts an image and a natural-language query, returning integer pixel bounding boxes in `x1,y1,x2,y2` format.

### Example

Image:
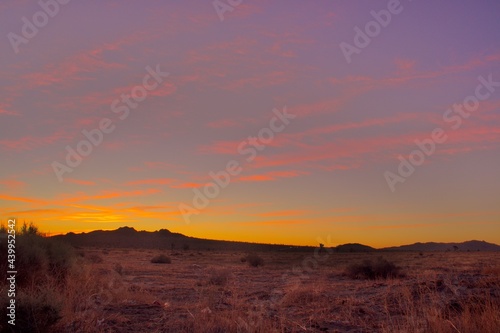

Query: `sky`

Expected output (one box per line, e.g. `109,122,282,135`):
1,0,499,247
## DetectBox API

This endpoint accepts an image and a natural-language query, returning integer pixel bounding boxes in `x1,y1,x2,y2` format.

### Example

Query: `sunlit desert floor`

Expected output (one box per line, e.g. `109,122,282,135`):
58,249,499,333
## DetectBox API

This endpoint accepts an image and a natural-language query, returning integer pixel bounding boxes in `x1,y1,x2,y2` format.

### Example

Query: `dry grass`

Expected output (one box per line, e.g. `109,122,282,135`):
2,244,499,332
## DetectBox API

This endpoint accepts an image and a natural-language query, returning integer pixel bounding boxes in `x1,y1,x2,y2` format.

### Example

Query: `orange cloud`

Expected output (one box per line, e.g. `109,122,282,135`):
126,205,168,212
9,209,60,215
256,210,310,217
238,219,310,226
0,194,46,205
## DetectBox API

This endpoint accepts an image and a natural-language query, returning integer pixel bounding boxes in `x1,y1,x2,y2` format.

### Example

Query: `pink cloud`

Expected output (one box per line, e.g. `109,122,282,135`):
21,33,148,89
0,179,25,191
250,123,500,171
238,170,307,182
0,104,19,116
200,112,422,155
0,130,70,151
125,178,174,186
206,119,239,129
170,182,204,189
224,71,293,90
395,58,416,72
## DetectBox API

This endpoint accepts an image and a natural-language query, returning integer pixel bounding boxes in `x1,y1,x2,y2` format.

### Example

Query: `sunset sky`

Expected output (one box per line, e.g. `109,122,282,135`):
1,0,499,247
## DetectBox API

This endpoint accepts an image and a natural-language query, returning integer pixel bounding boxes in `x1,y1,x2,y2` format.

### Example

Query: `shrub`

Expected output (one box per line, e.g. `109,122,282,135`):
151,254,171,264
45,239,75,282
6,233,75,286
346,257,401,279
0,223,77,333
245,254,264,267
208,269,230,286
20,221,40,235
15,234,47,286
0,285,62,333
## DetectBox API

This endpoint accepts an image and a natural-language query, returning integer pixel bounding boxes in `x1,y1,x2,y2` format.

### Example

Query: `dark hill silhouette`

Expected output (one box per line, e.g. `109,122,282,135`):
382,240,500,252
333,243,376,252
52,227,500,252
52,227,314,252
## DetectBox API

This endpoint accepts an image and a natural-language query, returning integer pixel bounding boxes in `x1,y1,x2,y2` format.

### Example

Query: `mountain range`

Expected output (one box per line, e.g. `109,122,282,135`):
51,227,500,252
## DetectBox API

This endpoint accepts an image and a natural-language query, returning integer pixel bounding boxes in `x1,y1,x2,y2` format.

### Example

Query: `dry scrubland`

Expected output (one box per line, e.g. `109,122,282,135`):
1,232,500,333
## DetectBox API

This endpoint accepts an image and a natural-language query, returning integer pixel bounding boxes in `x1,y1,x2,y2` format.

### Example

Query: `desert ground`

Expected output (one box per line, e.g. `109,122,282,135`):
40,248,499,333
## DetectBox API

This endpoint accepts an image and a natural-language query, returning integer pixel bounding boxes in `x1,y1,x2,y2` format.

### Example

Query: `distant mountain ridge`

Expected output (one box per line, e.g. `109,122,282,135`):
52,227,313,252
333,243,376,252
382,240,500,252
51,227,500,252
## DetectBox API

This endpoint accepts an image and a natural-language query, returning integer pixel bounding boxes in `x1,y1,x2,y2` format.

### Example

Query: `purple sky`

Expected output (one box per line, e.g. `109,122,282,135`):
1,0,500,246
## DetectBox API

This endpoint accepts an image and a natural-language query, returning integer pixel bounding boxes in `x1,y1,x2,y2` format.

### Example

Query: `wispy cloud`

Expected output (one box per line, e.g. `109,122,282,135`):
125,179,174,186
0,179,25,191
238,170,307,182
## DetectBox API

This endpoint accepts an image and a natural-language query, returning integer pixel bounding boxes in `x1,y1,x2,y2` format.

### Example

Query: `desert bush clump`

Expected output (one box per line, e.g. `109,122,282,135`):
244,254,264,267
208,269,230,286
346,257,401,279
9,229,75,286
151,254,171,264
16,288,62,333
0,222,76,332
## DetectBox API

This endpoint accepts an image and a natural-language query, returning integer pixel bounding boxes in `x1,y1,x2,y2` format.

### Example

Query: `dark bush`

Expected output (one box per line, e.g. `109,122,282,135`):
1,288,62,333
0,223,75,333
8,233,75,286
244,254,264,267
16,289,62,333
208,269,230,286
151,254,171,264
346,257,401,279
